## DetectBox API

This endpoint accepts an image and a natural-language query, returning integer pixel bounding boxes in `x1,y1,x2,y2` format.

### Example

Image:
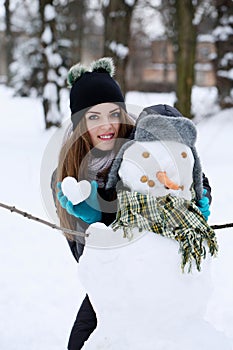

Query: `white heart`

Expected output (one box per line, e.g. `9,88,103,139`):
61,177,91,205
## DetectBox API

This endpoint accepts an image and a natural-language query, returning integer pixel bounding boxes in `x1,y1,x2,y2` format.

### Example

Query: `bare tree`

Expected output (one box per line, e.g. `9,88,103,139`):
213,0,233,108
102,0,138,95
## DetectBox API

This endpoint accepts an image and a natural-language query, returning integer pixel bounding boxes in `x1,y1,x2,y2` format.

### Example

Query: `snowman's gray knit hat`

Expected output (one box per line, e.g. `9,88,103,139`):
106,105,203,200
138,104,183,121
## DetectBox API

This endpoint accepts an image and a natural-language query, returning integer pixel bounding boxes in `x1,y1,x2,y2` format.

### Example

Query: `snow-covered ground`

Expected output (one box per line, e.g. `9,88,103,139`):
0,85,232,349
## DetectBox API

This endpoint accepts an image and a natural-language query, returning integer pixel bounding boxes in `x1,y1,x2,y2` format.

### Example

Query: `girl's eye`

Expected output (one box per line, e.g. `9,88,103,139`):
88,114,99,120
110,112,120,118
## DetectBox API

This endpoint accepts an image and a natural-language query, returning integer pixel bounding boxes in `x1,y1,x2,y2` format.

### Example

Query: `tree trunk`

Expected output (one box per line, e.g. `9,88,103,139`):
103,0,138,95
213,0,233,108
65,0,86,64
39,0,63,129
174,0,197,119
4,0,13,85
77,0,84,62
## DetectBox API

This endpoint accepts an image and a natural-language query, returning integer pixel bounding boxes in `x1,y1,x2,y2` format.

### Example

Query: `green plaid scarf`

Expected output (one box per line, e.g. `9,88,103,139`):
112,190,218,272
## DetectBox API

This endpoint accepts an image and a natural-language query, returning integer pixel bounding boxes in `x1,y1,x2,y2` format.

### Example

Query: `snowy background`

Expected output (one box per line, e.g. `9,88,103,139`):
0,84,233,349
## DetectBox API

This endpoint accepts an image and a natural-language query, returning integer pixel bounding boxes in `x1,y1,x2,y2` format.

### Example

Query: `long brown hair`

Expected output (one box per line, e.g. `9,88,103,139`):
56,107,134,240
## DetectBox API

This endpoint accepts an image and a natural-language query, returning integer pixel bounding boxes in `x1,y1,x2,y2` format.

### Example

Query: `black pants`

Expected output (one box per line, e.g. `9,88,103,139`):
68,295,97,350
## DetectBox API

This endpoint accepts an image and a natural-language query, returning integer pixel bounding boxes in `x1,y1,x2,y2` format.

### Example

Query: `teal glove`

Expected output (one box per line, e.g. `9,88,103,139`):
197,189,210,221
57,180,102,224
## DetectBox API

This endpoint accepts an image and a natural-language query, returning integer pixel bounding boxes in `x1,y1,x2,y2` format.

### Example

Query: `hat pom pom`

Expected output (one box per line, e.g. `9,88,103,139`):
90,57,115,77
67,63,87,87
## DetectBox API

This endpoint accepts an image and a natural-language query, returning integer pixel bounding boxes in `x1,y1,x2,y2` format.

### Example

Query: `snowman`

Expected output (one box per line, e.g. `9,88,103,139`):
62,107,230,350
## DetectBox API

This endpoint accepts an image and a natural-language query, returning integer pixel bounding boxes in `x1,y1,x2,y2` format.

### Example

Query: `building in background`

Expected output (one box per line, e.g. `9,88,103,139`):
139,35,216,91
0,30,216,92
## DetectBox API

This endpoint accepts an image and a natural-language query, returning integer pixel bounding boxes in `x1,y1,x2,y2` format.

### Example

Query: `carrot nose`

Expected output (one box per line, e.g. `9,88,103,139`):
156,171,182,191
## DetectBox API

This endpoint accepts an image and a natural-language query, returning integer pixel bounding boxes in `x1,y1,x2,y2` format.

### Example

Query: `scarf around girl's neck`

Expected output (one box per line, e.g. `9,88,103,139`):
87,148,116,188
111,190,218,272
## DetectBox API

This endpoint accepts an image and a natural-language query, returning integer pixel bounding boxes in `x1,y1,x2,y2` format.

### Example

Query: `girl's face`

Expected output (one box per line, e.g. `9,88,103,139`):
85,103,121,151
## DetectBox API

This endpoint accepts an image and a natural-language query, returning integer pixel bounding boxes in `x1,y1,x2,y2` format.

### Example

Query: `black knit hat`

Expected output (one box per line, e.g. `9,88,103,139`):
68,57,126,130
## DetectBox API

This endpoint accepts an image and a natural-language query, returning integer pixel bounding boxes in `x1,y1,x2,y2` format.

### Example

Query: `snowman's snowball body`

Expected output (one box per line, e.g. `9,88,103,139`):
78,140,230,349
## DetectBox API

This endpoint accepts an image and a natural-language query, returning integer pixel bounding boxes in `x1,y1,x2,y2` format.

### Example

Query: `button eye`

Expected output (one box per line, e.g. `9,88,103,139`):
140,175,148,183
142,152,150,158
148,180,155,187
181,152,187,158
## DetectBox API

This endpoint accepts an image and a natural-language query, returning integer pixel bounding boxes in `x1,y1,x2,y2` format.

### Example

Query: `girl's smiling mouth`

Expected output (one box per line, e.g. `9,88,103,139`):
98,133,115,140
